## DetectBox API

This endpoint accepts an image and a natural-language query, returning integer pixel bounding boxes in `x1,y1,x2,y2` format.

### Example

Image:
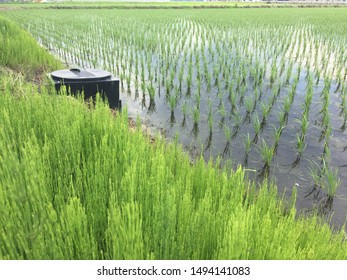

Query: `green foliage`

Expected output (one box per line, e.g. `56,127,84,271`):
1,82,347,259
0,16,61,79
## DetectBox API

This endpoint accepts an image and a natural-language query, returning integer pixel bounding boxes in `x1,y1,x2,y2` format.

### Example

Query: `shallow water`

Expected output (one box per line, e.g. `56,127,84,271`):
124,69,347,230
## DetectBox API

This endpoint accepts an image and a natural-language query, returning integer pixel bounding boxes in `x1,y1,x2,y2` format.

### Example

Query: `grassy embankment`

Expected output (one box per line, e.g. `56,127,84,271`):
1,16,347,260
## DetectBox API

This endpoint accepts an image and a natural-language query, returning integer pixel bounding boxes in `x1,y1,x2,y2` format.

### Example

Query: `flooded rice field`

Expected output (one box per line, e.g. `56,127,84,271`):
124,66,347,228
5,8,347,228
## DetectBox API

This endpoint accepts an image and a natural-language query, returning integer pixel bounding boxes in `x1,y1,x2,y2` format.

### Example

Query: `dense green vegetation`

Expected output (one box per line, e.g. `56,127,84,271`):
0,16,61,79
1,16,347,260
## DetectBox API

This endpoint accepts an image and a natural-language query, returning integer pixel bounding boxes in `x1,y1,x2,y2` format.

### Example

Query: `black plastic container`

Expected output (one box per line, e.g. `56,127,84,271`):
51,68,121,109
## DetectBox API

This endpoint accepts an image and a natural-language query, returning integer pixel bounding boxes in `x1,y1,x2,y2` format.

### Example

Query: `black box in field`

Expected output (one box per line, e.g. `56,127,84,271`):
51,68,121,109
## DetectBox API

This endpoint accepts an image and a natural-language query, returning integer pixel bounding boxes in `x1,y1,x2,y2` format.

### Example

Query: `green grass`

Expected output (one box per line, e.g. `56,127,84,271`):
0,16,61,79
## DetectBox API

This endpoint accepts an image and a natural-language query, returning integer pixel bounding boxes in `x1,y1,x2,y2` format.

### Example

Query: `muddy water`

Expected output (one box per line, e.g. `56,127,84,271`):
124,69,347,230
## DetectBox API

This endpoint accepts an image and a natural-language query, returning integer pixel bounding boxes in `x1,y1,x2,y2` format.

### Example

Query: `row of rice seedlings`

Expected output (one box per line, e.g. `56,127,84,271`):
8,9,347,186
31,17,342,126
319,86,331,142
205,106,214,151
340,85,347,131
48,24,334,147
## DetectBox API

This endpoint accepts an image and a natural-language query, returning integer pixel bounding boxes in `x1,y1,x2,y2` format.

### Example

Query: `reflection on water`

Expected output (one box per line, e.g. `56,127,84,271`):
124,69,347,229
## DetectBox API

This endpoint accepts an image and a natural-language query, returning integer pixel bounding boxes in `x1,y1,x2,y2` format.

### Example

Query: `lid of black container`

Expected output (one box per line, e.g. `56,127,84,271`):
51,68,112,82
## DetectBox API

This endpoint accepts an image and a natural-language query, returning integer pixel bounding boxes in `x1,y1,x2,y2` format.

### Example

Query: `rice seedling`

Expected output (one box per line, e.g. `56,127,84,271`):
292,133,306,168
273,125,285,155
244,133,252,155
219,103,227,128
239,84,247,106
147,84,156,113
322,167,342,209
285,62,293,84
252,114,261,144
165,77,172,96
178,66,184,90
243,96,253,124
258,139,274,178
339,85,346,116
222,125,232,157
196,78,201,96
206,73,212,93
228,86,237,113
242,133,252,166
260,101,271,131
231,110,242,139
341,109,347,132
126,74,131,94
191,105,200,137
270,62,278,85
306,160,324,199
194,90,201,109
319,113,331,143
168,92,178,125
205,110,213,151
141,82,147,108
181,101,188,128
119,72,125,91
186,72,193,95
298,114,309,137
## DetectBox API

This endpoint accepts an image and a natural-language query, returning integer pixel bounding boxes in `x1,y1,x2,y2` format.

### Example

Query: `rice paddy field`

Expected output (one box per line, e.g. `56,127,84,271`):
1,3,347,259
